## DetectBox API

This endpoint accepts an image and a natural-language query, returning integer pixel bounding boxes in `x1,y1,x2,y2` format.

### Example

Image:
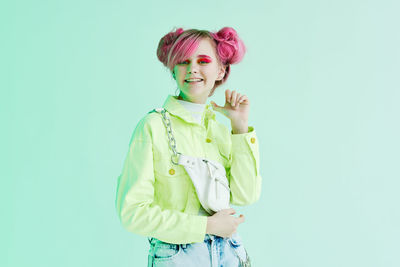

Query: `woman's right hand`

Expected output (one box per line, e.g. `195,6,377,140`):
206,208,245,238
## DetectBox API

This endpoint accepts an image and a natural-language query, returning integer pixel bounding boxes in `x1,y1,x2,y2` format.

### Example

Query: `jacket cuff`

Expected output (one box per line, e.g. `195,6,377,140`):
231,126,259,176
231,126,257,152
189,215,208,243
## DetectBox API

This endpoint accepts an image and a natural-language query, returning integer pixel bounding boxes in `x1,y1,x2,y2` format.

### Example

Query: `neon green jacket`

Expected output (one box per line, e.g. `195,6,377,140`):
115,94,262,244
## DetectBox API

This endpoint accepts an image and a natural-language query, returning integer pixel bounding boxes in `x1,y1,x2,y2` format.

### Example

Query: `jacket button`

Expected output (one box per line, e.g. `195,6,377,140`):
250,137,256,143
169,168,175,175
206,138,212,143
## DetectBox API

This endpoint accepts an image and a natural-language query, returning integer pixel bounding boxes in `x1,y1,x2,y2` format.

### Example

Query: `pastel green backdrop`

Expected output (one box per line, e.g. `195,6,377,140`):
2,0,399,266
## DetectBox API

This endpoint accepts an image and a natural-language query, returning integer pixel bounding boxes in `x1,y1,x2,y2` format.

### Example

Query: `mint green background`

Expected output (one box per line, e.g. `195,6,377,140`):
2,0,399,266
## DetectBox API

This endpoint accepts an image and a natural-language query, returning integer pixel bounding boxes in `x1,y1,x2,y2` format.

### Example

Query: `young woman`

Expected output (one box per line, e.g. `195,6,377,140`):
115,27,262,266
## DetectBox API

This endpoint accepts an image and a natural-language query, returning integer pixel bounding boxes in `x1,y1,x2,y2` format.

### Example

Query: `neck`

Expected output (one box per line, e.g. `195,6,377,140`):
177,93,207,104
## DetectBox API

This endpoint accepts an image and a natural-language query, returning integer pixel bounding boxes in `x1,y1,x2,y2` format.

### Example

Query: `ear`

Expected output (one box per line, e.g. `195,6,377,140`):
216,65,227,81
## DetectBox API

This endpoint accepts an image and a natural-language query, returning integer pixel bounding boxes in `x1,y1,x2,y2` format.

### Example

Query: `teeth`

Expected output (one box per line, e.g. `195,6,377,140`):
185,79,203,82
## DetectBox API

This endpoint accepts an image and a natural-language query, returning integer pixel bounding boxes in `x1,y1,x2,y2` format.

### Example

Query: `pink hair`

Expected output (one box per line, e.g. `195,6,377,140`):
156,27,246,96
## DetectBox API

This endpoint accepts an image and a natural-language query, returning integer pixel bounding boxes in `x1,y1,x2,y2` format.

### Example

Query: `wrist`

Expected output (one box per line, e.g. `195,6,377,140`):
231,121,248,134
206,217,214,234
231,125,248,134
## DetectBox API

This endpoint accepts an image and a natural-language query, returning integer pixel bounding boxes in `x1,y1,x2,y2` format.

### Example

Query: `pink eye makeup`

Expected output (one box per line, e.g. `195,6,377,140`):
178,55,212,65
199,58,211,63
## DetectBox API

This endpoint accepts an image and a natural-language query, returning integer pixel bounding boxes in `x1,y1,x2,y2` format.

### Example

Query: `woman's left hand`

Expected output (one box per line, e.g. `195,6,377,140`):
210,89,250,133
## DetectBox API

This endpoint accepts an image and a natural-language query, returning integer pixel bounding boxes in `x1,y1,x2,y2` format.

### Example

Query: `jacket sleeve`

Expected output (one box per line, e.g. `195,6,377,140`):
115,116,208,244
227,126,262,205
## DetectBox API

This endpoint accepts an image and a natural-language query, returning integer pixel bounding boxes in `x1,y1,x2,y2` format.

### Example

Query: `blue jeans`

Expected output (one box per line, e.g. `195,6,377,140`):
147,232,250,267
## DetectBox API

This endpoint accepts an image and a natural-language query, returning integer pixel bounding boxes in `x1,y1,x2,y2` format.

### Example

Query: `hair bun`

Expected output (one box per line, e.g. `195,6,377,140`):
156,27,184,67
211,27,246,65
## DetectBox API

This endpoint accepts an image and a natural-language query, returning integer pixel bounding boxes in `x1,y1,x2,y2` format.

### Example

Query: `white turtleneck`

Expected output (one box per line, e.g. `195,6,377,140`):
176,99,206,124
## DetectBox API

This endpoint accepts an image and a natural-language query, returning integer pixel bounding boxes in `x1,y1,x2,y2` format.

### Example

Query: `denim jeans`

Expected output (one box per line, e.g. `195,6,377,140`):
147,232,250,267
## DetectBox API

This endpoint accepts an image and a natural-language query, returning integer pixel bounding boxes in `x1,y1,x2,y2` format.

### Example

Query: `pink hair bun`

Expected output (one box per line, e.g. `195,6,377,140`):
156,27,184,67
211,27,246,65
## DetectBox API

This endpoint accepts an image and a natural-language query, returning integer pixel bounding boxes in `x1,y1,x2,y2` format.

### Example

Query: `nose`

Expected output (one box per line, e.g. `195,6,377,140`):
187,62,199,74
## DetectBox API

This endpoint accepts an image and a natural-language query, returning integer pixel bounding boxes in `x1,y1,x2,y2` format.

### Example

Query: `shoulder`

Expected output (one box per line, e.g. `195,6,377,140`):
135,109,164,128
128,110,164,143
143,109,164,125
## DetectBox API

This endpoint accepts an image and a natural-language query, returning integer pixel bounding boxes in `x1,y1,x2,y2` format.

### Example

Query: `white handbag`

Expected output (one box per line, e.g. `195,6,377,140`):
153,107,231,214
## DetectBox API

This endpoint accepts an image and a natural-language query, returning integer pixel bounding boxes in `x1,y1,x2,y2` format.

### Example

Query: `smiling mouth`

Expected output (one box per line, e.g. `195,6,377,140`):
185,79,204,83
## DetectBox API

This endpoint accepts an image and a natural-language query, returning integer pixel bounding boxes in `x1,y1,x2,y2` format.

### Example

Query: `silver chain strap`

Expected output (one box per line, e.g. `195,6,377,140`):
154,108,181,165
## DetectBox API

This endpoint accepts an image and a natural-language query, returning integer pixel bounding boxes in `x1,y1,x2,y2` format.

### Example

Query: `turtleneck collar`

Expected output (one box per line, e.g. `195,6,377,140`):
161,95,216,126
177,98,206,111
176,99,206,124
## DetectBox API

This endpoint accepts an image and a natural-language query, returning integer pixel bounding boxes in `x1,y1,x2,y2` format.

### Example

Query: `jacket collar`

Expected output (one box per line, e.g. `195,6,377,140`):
162,94,216,125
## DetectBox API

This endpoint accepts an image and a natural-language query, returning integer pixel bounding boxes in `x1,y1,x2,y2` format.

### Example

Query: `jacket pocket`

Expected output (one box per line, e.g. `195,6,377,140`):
153,152,187,177
153,153,189,211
